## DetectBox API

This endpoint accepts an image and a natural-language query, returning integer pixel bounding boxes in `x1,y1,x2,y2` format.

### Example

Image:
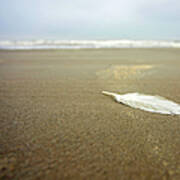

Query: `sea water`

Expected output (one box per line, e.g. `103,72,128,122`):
0,40,180,50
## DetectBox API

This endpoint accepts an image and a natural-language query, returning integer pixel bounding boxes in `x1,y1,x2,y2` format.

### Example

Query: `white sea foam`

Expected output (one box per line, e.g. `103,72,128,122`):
0,40,180,50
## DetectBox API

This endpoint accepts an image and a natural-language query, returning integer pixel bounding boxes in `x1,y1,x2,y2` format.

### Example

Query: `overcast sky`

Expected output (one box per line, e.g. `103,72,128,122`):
0,0,180,40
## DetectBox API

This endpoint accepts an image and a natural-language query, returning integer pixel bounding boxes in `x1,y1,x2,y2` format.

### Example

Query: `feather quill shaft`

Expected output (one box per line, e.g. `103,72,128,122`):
102,91,180,115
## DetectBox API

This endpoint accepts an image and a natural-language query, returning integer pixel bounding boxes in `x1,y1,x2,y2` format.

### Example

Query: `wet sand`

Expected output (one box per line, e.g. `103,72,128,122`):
0,49,180,179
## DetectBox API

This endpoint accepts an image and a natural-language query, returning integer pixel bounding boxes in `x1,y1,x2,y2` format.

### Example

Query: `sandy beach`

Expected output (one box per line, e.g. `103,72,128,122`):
0,48,180,179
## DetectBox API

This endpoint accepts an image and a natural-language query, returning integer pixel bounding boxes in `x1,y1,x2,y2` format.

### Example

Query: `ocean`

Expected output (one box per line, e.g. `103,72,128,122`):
0,40,180,50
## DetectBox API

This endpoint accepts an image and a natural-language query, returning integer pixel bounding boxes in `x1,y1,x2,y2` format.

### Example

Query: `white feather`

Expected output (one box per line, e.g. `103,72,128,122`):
102,91,180,115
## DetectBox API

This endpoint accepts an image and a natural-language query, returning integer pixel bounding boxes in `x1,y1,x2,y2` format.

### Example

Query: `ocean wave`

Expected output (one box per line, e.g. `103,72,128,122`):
0,40,180,49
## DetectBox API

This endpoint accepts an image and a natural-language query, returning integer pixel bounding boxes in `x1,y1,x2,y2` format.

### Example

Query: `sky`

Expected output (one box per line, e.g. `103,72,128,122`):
0,0,180,40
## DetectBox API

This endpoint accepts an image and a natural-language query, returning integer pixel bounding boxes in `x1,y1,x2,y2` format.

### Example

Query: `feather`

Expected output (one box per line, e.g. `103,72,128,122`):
102,91,180,115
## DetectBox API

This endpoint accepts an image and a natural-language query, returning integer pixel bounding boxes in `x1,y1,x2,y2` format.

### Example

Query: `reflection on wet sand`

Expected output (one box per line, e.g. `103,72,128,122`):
97,65,153,80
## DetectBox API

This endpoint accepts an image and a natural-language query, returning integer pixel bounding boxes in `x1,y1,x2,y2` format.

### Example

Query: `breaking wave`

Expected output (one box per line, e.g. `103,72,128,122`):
0,40,180,50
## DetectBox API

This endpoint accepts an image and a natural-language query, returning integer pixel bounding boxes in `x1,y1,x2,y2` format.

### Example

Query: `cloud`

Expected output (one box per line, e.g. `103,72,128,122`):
0,0,179,39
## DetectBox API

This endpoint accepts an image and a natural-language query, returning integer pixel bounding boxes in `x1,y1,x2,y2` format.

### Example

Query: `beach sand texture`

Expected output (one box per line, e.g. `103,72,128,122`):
0,49,180,179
